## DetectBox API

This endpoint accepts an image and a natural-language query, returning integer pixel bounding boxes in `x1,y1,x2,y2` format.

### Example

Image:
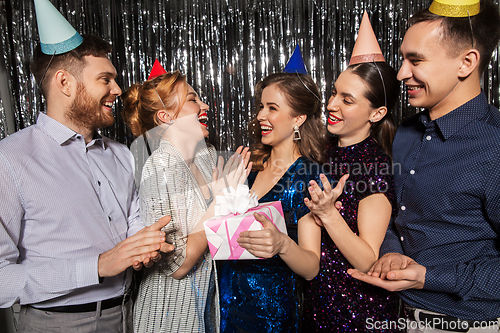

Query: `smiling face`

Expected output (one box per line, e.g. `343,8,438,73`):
327,68,378,147
257,83,302,149
171,84,210,139
397,21,464,114
66,55,122,131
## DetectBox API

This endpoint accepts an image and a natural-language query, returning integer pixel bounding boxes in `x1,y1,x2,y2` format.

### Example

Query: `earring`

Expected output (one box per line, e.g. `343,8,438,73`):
165,113,174,125
369,119,374,123
293,125,301,141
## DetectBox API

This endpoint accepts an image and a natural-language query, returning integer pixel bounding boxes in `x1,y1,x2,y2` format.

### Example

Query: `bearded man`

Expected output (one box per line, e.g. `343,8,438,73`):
0,32,173,333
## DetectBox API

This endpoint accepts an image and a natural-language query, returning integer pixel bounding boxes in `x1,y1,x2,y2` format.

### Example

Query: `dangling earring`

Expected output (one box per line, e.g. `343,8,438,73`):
293,125,301,141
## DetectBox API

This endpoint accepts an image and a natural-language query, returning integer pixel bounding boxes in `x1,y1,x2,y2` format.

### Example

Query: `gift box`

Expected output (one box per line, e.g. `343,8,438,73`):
203,185,287,260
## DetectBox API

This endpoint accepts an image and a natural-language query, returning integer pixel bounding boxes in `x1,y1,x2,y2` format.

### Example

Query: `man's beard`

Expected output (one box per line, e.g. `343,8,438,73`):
66,83,115,133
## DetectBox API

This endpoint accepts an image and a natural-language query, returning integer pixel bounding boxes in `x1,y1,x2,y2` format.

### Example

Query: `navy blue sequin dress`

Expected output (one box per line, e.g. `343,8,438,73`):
302,137,400,332
218,157,323,333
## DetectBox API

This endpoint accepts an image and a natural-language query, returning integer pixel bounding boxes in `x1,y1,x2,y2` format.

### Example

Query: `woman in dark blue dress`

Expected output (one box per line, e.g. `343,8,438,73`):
218,72,328,332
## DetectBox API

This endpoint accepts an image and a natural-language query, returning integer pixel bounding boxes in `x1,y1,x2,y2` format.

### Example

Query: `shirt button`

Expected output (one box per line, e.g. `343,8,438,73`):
97,181,101,186
400,236,404,241
426,135,432,141
410,170,415,175
108,216,112,221
401,206,406,211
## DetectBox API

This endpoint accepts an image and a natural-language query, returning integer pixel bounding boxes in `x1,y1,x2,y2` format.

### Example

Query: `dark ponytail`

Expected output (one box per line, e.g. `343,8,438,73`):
349,62,399,159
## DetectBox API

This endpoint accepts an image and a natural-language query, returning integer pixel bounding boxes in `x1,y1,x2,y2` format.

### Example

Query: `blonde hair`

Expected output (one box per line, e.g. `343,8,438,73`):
122,70,187,137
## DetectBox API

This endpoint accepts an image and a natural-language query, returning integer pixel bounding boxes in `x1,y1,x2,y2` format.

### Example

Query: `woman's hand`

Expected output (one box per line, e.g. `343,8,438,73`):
304,173,349,220
211,146,252,195
237,212,289,258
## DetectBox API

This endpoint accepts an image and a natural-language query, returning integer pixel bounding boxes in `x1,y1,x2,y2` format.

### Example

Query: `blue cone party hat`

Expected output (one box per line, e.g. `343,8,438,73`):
283,44,308,75
34,0,83,55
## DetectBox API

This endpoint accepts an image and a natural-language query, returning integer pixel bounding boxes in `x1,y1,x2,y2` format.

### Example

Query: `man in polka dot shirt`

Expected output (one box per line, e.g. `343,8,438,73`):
349,0,500,332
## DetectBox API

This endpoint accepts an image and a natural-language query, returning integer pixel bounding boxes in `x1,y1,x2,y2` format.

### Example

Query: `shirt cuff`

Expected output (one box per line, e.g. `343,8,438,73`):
75,255,100,288
380,238,403,256
423,265,456,294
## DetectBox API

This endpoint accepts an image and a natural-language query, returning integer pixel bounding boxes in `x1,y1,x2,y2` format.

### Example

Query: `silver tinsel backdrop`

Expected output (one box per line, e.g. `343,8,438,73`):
0,0,499,150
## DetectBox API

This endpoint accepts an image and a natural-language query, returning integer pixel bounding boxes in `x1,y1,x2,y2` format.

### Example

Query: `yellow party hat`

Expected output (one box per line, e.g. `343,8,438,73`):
349,11,385,66
429,0,480,18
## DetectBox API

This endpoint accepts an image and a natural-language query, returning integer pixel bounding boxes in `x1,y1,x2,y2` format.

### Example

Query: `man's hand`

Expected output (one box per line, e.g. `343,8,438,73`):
347,253,426,291
98,215,174,277
367,252,410,279
132,251,162,271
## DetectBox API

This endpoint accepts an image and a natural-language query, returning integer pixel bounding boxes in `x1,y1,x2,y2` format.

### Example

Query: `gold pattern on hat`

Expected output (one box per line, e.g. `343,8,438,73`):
429,0,480,17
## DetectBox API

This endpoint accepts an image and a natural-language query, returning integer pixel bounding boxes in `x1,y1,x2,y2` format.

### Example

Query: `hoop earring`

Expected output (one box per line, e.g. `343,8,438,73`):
293,125,301,141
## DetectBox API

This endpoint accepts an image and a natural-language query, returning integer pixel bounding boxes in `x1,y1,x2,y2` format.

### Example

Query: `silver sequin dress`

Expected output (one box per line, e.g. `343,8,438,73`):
134,140,219,333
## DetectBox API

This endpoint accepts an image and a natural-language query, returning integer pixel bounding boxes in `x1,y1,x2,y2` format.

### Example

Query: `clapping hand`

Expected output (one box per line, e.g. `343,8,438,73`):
304,173,348,224
99,215,175,277
211,146,252,195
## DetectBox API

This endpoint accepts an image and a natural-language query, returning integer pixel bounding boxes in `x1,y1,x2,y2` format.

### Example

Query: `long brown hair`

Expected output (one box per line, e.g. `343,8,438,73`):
121,70,187,137
248,72,327,171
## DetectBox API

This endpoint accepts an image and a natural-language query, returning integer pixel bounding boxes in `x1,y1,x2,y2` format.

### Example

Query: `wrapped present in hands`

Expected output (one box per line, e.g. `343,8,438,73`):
204,184,287,260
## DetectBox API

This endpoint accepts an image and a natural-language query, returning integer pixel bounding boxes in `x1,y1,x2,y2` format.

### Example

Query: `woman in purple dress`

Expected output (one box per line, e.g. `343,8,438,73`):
301,60,401,331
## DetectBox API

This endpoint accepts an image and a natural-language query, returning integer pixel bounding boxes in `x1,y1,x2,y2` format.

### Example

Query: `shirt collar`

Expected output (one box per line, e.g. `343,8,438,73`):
88,132,105,149
419,92,489,140
36,112,105,149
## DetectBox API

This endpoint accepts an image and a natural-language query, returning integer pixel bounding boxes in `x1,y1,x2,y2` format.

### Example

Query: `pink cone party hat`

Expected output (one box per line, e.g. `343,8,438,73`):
349,11,385,66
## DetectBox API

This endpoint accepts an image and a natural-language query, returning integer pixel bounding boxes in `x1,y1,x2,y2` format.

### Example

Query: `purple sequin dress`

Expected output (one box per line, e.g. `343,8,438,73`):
302,137,401,332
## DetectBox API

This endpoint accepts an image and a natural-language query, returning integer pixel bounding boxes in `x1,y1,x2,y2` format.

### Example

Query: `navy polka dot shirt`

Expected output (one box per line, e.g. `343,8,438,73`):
382,92,500,321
